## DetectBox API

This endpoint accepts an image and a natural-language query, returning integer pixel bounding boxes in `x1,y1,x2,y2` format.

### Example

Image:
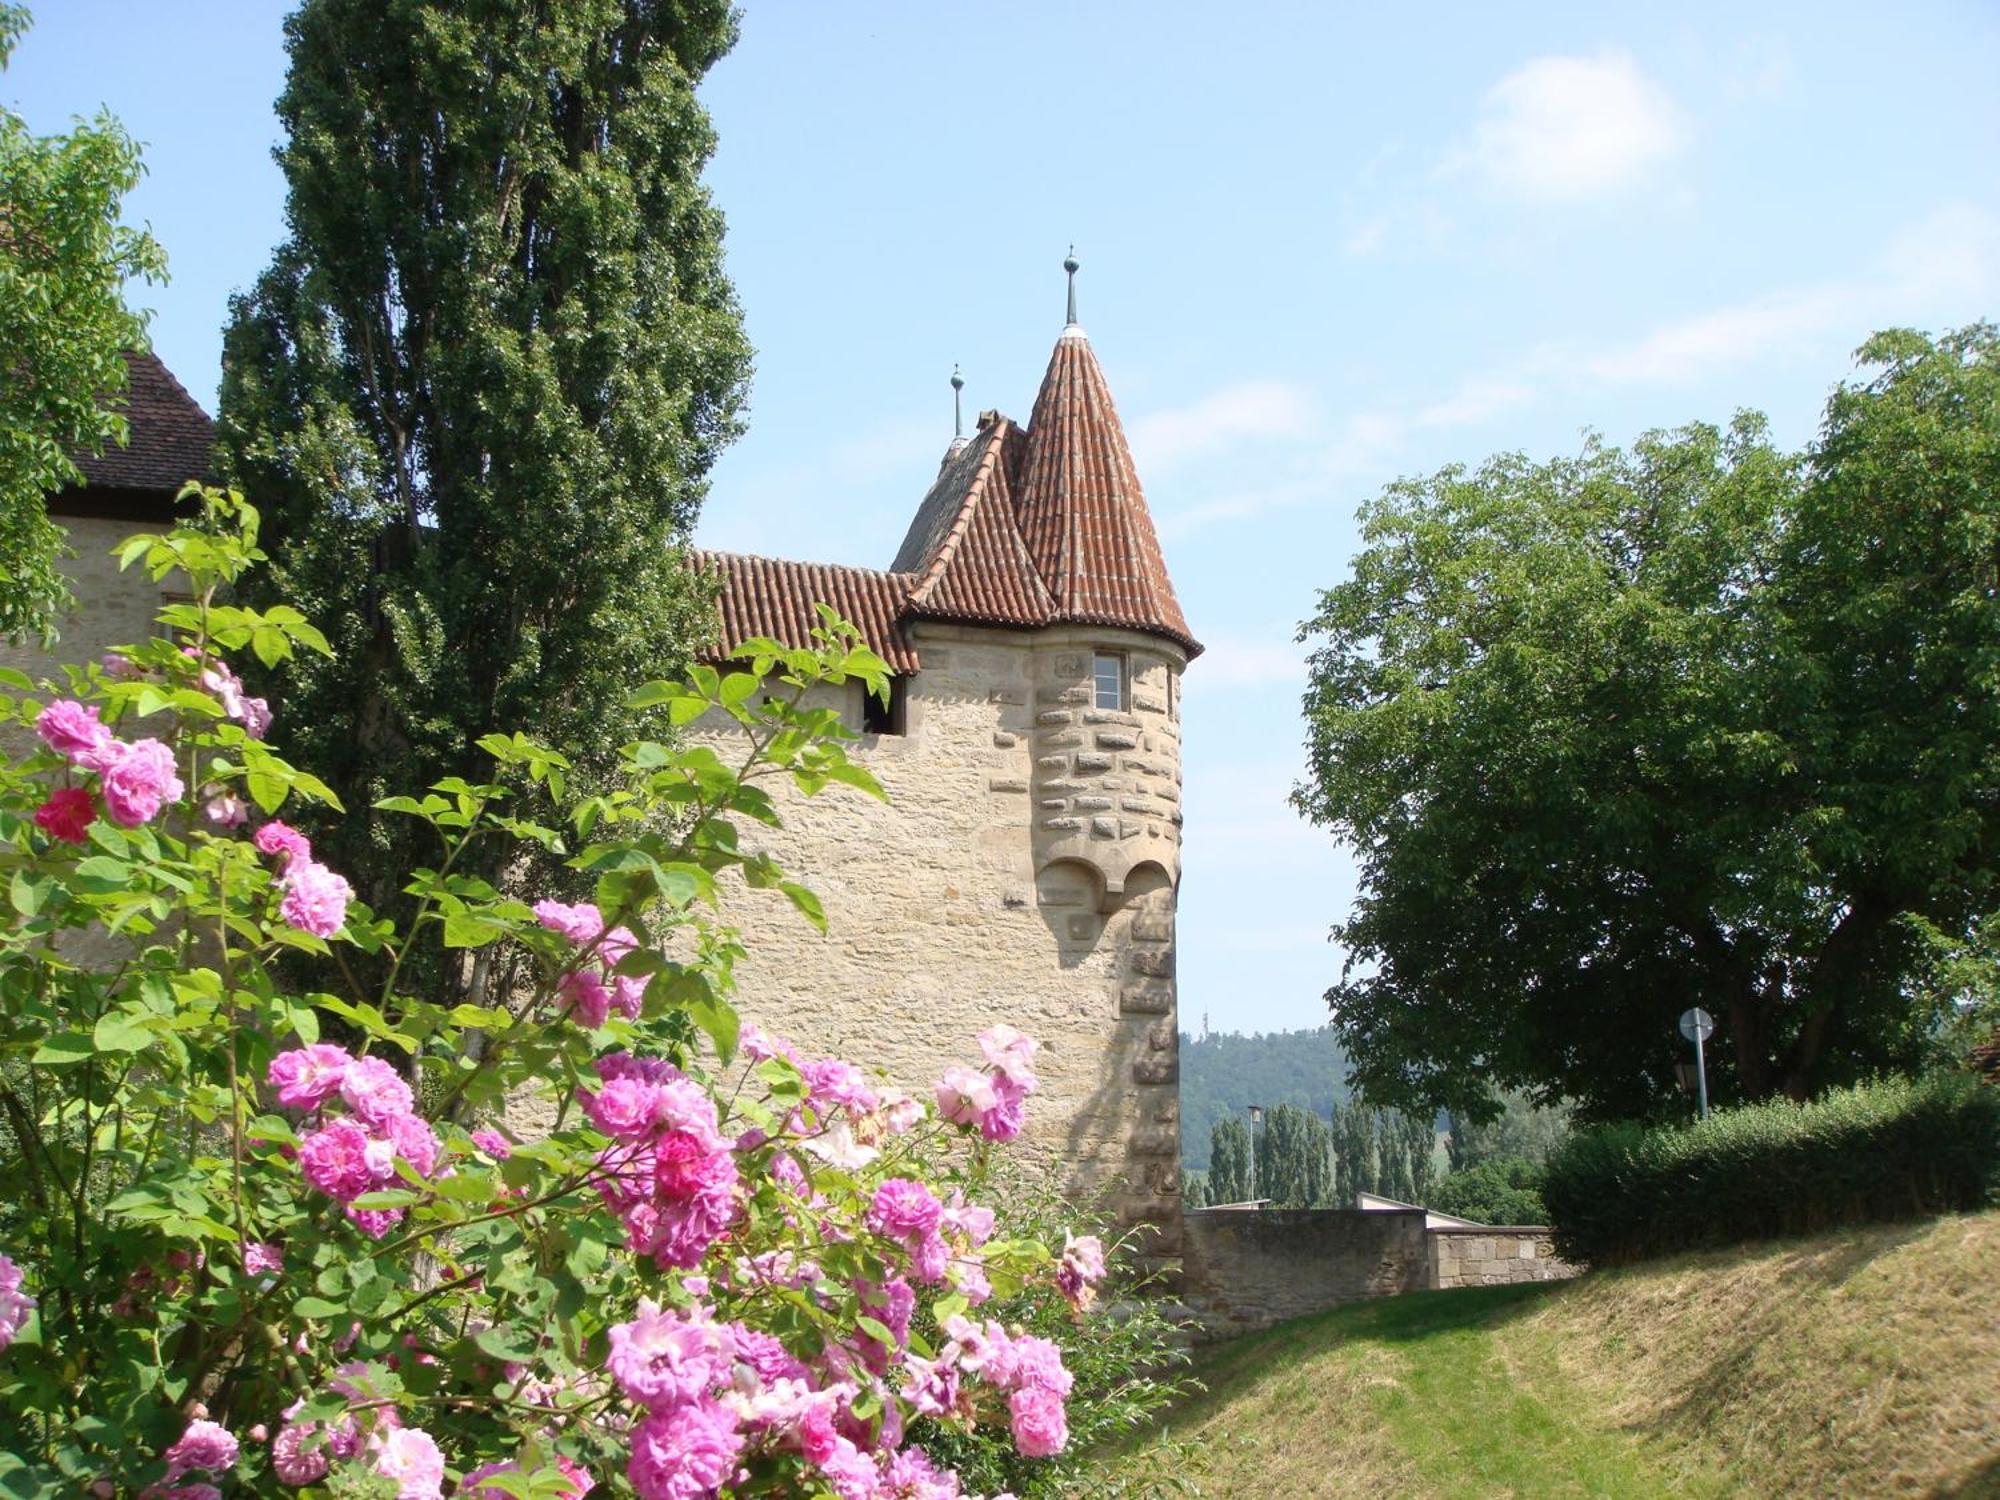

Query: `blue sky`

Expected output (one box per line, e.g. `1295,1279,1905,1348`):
11,2,1999,1035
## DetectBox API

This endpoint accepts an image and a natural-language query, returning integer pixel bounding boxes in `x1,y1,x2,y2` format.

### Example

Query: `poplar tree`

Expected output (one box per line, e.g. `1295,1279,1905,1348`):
1207,1117,1252,1204
218,0,751,985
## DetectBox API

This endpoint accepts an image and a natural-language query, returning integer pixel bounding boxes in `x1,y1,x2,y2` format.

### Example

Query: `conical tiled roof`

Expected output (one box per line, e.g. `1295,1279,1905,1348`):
1011,327,1196,652
701,305,1200,667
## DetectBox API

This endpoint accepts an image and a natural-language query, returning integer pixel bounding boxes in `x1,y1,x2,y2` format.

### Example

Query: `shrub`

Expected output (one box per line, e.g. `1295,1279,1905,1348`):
1429,1156,1546,1225
1542,1073,2000,1266
903,1161,1194,1497
0,487,1119,1496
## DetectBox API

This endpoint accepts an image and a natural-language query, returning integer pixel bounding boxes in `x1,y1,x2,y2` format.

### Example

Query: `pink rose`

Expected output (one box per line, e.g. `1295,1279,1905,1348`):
298,1119,384,1202
268,1044,355,1111
1008,1384,1069,1457
94,738,184,827
203,792,248,827
35,699,109,759
338,1056,414,1130
280,859,353,939
162,1417,238,1477
253,820,312,866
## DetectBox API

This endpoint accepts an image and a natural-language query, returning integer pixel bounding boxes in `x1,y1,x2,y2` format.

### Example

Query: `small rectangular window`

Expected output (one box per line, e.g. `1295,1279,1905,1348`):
863,675,908,736
1093,652,1126,711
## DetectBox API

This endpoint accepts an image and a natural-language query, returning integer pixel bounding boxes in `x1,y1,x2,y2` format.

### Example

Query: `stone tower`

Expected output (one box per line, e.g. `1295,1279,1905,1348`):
694,262,1198,1253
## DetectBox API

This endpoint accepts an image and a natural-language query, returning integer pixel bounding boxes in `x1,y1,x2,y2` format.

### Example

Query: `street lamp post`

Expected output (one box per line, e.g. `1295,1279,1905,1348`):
1247,1103,1264,1204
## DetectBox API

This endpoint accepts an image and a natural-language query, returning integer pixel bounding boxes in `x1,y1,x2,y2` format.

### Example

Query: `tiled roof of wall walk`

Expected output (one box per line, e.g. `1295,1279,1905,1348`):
892,419,1057,629
1010,328,1198,654
690,549,921,674
69,351,216,496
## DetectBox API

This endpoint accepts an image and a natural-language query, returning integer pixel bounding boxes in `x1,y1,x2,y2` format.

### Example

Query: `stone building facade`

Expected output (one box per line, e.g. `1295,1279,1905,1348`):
693,282,1200,1252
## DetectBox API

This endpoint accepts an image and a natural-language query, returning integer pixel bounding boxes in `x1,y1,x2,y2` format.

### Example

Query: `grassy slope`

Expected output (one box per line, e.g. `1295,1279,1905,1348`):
1104,1211,2000,1498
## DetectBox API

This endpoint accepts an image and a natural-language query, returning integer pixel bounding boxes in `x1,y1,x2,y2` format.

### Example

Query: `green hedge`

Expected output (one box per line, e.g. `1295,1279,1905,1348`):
1541,1073,2000,1267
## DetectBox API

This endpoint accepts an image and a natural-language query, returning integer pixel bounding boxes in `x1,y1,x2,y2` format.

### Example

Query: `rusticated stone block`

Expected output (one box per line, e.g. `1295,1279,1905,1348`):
988,777,1027,794
1129,1126,1178,1156
1042,816,1082,832
1090,815,1120,839
1122,797,1162,814
1118,819,1143,839
1131,914,1174,942
993,731,1018,748
1074,751,1113,772
1037,708,1074,727
1128,948,1174,978
1146,1018,1176,1050
1040,798,1068,811
1121,983,1173,1014
1095,730,1140,751
1082,709,1138,727
1039,729,1083,750
1039,686,1091,706
1073,795,1113,811
1134,693,1166,714
1132,1054,1178,1085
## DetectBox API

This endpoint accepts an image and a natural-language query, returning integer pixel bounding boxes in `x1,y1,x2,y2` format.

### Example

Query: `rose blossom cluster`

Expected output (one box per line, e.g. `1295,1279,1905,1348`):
253,819,353,940
181,647,272,739
933,1316,1076,1458
1056,1232,1108,1316
584,1053,740,1269
740,1025,924,1173
0,1252,31,1351
139,1417,239,1499
269,1044,439,1238
32,698,184,837
269,1366,447,1497
934,1026,1039,1142
536,899,646,1027
604,1294,1021,1500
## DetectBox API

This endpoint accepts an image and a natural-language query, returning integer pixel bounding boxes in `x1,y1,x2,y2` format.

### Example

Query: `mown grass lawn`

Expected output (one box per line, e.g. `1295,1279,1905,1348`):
1094,1212,2000,1499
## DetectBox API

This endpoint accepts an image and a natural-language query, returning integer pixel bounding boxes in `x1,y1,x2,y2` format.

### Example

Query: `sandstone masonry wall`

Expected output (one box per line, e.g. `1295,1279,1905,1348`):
1428,1227,1575,1289
1180,1208,1432,1337
690,620,1186,1248
0,516,179,691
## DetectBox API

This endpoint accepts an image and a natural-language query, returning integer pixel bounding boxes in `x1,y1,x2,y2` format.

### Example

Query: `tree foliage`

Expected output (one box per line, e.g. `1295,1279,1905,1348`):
0,3,166,640
1298,325,2000,1121
1429,1157,1547,1227
1177,1026,1348,1169
217,0,753,996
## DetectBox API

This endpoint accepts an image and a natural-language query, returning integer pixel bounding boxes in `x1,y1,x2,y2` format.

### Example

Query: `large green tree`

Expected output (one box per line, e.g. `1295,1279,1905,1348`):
218,0,750,992
0,3,165,639
1297,326,2000,1121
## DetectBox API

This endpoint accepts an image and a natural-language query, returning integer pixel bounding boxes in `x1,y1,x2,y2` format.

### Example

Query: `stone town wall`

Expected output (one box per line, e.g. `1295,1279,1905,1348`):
1180,1208,1433,1337
0,515,179,691
1428,1227,1574,1289
689,620,1186,1248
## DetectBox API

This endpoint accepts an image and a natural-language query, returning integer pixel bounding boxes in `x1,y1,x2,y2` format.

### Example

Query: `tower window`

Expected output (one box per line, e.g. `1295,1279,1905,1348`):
1093,652,1127,711
863,675,908,736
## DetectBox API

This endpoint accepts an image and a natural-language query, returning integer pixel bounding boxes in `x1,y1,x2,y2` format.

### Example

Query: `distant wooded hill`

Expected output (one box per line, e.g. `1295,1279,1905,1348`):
1180,1027,1351,1170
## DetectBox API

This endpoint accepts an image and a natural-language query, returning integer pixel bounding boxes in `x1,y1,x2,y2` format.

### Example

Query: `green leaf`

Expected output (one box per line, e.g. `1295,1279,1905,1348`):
9,870,52,918
291,1295,347,1320
31,1032,93,1066
475,1324,542,1363
779,881,826,933
92,1008,153,1053
441,911,503,949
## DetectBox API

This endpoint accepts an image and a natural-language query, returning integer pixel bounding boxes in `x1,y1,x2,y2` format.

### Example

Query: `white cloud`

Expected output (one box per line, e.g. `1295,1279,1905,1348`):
1343,216,1389,259
1446,49,1687,202
1128,379,1316,475
1589,201,2000,385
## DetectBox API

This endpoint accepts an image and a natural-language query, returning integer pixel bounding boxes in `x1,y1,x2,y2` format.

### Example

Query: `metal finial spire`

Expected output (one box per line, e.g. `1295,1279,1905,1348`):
950,364,964,439
1063,246,1080,327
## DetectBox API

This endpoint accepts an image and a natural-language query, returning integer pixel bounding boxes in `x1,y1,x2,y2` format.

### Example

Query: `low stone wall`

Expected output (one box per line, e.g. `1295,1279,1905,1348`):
1180,1207,1431,1337
1428,1226,1575,1289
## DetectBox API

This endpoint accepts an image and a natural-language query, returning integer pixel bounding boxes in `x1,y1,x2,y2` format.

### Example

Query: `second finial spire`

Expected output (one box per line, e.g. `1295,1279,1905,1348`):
1064,246,1080,328
950,364,964,440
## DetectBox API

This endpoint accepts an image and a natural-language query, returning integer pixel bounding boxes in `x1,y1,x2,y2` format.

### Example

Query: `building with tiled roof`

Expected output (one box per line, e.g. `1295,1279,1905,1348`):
691,262,1196,1255
2,349,214,683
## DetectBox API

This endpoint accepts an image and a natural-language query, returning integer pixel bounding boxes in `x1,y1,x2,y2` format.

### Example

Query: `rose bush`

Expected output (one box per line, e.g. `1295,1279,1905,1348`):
0,487,1115,1498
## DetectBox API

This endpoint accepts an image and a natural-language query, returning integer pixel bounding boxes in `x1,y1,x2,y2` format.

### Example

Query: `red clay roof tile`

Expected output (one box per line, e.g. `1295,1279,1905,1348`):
69,350,215,496
690,549,920,674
